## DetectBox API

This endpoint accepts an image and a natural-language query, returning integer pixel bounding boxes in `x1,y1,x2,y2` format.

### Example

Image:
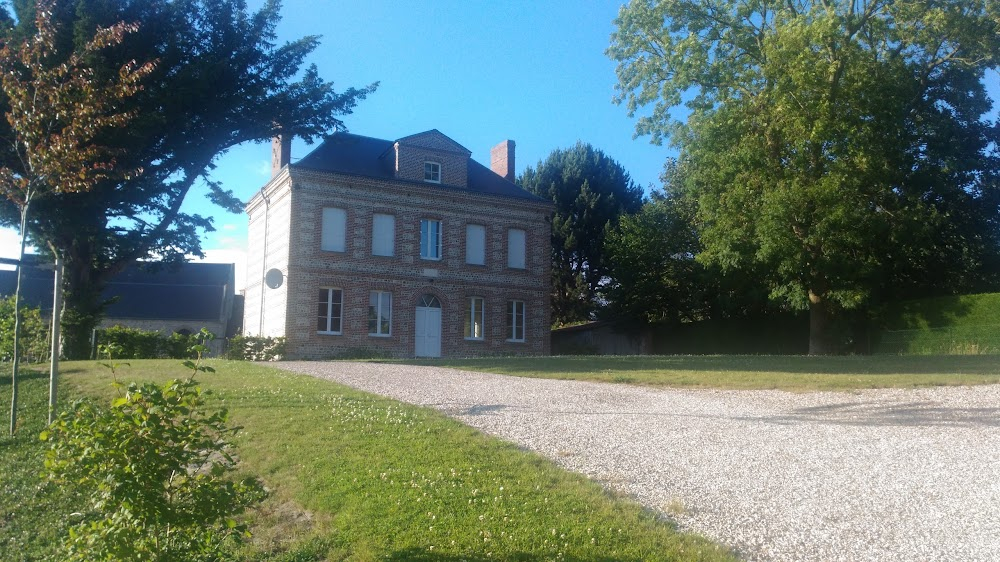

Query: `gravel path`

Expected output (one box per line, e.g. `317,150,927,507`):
273,361,1000,562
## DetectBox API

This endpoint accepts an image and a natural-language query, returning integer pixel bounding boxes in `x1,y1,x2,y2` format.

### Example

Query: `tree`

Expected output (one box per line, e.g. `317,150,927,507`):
518,142,643,325
603,188,705,324
42,335,266,560
609,0,1000,353
1,1,152,432
0,0,376,358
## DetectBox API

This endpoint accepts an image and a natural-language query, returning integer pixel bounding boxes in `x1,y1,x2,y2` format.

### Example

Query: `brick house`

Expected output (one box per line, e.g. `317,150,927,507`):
243,130,552,359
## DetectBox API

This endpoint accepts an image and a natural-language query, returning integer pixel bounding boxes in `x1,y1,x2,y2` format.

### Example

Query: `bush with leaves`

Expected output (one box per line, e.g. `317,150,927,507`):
0,295,49,363
41,330,266,561
224,334,286,361
96,326,210,359
96,325,162,359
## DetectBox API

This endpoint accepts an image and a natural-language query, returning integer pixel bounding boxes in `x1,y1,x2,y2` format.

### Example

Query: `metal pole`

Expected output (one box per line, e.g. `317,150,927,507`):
48,255,62,424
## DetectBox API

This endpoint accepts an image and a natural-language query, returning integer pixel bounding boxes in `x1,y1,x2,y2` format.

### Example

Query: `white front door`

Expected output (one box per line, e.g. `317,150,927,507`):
414,306,442,357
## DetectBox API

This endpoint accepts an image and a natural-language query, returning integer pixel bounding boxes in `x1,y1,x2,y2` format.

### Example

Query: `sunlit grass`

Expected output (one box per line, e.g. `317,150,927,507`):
13,360,735,561
390,354,1000,391
0,369,80,560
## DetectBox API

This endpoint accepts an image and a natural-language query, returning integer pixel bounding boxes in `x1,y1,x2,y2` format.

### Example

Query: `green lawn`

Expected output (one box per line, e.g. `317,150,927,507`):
2,360,734,561
391,354,1000,391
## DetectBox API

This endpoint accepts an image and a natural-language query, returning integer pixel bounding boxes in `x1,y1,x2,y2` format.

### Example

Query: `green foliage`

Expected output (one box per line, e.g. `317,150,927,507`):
41,342,265,561
224,334,286,362
0,371,78,560
0,294,49,362
96,325,212,359
0,0,376,359
518,142,643,325
603,191,706,323
97,325,162,359
609,0,1000,353
874,292,1000,354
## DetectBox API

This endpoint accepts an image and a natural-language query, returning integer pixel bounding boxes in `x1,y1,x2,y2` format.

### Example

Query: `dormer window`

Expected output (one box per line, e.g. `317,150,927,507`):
424,161,441,183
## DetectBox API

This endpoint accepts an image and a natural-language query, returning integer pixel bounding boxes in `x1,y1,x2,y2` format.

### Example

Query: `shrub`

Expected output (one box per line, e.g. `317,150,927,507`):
41,333,266,561
225,334,285,361
96,326,210,359
0,295,50,363
97,325,162,358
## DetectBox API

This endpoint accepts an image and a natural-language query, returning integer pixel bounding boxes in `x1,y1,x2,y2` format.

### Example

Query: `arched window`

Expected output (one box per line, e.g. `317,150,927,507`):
418,294,441,308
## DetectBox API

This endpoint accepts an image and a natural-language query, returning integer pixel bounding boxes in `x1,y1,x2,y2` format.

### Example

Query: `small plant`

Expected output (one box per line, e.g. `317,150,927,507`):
225,334,286,361
0,295,49,363
41,328,265,561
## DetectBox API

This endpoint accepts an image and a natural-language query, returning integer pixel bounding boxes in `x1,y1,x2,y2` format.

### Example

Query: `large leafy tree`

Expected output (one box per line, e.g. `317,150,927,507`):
1,2,152,432
0,0,375,358
518,142,643,325
609,0,1000,353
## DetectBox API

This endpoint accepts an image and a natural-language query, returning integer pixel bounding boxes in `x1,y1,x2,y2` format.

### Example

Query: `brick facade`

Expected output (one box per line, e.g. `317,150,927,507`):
244,130,552,359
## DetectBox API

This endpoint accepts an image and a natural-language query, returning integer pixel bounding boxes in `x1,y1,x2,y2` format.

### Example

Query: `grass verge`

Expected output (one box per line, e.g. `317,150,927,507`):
0,370,79,560
390,354,1000,391
3,360,735,561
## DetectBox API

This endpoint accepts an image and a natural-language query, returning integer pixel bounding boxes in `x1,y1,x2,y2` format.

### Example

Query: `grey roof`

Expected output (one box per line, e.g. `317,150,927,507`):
103,263,233,321
293,132,548,203
0,261,233,322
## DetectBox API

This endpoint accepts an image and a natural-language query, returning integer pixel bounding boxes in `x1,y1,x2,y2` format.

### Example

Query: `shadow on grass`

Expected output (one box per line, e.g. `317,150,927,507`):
884,295,975,330
0,369,49,386
385,548,650,562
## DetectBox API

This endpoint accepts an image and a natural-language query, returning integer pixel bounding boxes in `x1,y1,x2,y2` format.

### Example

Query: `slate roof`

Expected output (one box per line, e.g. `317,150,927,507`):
0,260,233,322
293,132,548,203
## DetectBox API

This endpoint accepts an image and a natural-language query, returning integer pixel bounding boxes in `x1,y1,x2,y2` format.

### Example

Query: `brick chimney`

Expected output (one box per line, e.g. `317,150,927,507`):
271,134,291,177
490,140,515,181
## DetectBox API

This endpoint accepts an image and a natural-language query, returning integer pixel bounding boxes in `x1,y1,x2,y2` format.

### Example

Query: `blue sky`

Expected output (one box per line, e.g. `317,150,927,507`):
2,0,669,287
181,0,671,284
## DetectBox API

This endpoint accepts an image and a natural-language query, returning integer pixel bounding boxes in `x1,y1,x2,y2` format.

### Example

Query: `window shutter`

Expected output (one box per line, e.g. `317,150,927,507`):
466,224,486,265
321,208,346,252
372,214,395,256
507,228,526,269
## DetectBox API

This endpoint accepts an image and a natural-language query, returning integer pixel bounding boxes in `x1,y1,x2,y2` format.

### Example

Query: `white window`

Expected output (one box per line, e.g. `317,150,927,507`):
465,296,485,340
424,161,441,183
420,219,442,260
368,291,392,336
466,224,486,265
372,213,395,257
321,207,346,252
317,288,343,334
507,228,526,269
507,300,525,342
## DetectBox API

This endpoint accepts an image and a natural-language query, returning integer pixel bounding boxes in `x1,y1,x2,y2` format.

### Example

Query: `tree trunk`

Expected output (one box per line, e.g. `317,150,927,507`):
807,290,838,355
9,203,29,435
60,252,106,360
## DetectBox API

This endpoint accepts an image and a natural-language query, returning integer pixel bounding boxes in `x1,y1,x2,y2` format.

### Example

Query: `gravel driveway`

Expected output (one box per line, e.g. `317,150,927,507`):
273,361,1000,562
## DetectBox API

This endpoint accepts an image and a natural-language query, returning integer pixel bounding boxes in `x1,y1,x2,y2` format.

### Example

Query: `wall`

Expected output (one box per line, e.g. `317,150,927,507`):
281,168,551,359
244,172,293,338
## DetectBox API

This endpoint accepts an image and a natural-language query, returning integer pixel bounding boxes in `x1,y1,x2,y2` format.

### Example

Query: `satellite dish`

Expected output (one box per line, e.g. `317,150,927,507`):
264,268,284,289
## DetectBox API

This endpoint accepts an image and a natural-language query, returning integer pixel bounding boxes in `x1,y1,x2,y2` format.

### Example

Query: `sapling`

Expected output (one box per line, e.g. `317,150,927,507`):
41,328,265,561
